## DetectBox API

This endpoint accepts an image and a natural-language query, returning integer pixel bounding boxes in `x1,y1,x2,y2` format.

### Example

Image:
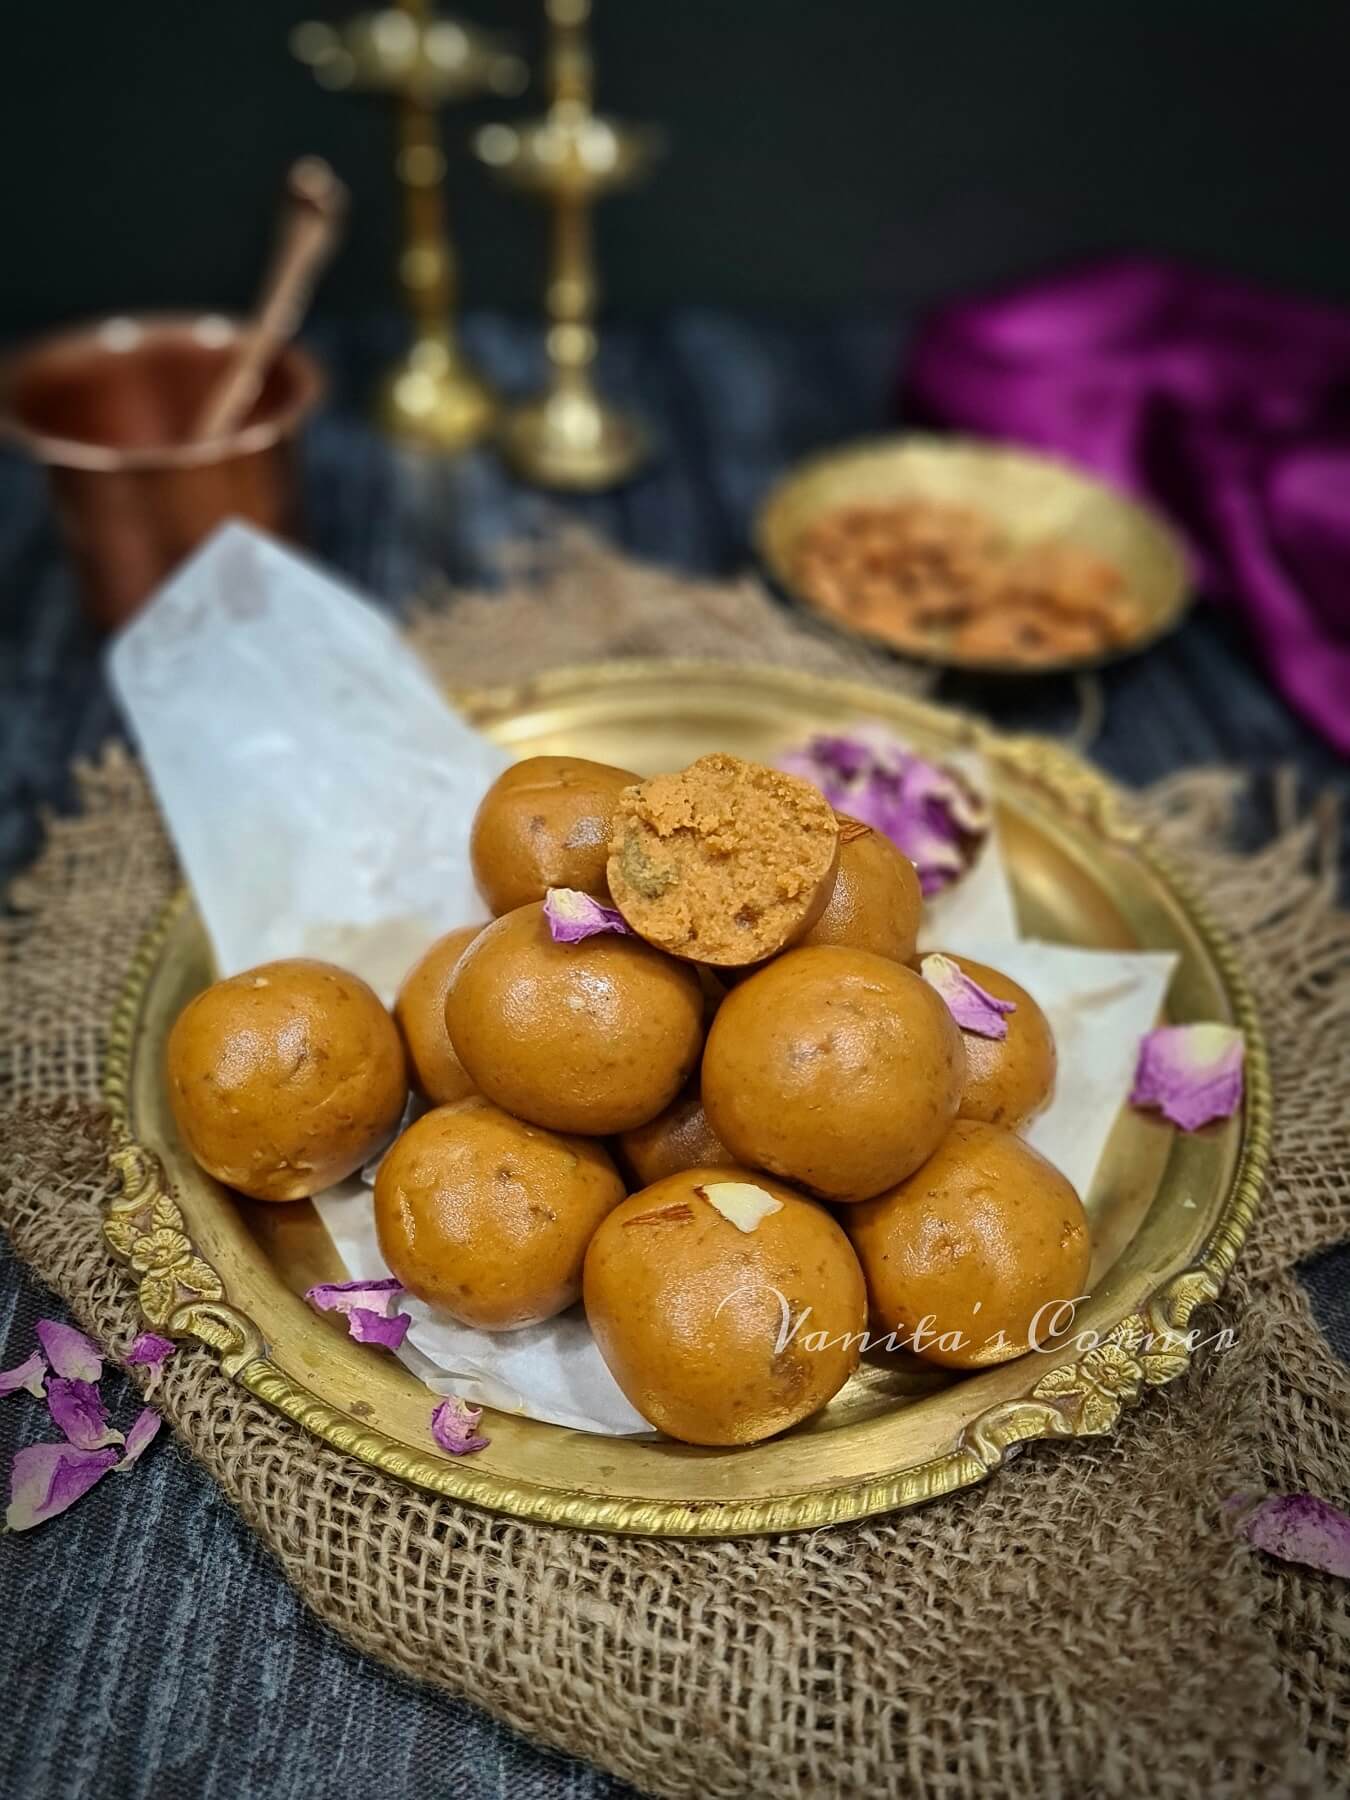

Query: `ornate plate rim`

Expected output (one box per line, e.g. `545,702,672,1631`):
100,658,1270,1536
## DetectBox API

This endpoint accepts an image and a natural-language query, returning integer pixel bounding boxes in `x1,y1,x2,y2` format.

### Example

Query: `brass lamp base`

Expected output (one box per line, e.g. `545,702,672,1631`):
499,385,649,490
377,338,496,453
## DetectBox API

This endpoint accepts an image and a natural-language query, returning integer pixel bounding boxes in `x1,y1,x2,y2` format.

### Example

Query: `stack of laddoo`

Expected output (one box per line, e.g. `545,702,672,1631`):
166,749,1090,1446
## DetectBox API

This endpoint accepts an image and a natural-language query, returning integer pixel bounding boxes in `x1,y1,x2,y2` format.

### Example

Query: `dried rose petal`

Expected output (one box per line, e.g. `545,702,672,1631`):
305,1276,405,1311
543,887,633,943
34,1319,102,1383
1131,1024,1245,1131
346,1307,411,1351
696,1181,784,1233
893,760,988,896
920,953,1017,1039
1232,1492,1350,1578
901,754,986,836
46,1377,125,1451
306,1278,411,1350
126,1333,176,1369
5,1442,119,1531
431,1396,490,1456
777,728,988,896
115,1407,163,1472
787,733,871,782
0,1351,47,1400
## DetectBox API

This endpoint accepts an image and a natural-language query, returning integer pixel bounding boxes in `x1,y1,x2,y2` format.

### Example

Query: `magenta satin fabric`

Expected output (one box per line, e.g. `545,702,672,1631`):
907,259,1350,753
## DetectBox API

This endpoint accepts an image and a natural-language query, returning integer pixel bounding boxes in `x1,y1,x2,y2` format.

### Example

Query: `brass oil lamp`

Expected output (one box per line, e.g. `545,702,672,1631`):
474,0,660,488
293,1,525,452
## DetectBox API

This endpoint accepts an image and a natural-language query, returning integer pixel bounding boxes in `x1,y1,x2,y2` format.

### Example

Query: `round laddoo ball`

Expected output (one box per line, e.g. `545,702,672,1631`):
701,946,966,1202
374,1097,625,1330
166,957,408,1202
845,1120,1091,1369
446,901,705,1134
918,951,1057,1130
617,1081,735,1187
394,925,482,1105
606,753,840,968
797,814,922,963
583,1168,867,1445
470,755,638,916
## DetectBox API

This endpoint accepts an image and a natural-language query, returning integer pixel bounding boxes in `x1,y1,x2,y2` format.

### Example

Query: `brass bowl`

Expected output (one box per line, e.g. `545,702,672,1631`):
754,434,1192,676
102,662,1266,1537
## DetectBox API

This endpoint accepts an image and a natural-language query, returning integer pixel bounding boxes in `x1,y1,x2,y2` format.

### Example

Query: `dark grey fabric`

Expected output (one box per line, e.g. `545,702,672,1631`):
6,2,1350,330
0,1273,635,1800
1,311,1345,1800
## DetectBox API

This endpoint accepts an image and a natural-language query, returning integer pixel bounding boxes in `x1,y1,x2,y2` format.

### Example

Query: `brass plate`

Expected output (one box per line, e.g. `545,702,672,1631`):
754,434,1192,675
102,661,1267,1537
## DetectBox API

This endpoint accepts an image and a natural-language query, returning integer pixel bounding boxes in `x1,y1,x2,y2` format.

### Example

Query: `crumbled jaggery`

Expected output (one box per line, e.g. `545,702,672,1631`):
606,753,839,966
793,498,1139,666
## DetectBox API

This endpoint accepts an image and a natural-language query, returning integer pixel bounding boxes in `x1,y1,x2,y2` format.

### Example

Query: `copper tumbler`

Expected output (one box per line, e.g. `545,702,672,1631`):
0,313,324,629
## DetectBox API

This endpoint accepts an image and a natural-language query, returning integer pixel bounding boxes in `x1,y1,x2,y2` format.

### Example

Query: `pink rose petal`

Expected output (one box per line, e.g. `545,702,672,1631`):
35,1319,102,1383
431,1396,490,1456
921,953,1017,1039
900,754,987,835
778,733,872,785
305,1278,405,1314
1131,1024,1245,1131
777,728,988,896
46,1377,124,1451
306,1278,411,1350
346,1306,411,1350
1233,1492,1350,1578
127,1333,176,1369
0,1350,47,1399
115,1407,163,1472
543,887,633,943
5,1442,119,1531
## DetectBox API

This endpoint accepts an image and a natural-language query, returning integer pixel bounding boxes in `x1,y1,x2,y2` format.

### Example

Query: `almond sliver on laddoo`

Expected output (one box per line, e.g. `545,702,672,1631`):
606,753,840,967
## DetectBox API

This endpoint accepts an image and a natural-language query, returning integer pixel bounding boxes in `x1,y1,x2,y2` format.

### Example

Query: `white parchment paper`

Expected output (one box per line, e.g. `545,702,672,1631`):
109,523,508,999
110,524,1177,1436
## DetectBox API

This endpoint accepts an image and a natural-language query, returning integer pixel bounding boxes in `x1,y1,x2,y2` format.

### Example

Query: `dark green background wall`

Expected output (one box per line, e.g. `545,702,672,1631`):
4,1,1348,335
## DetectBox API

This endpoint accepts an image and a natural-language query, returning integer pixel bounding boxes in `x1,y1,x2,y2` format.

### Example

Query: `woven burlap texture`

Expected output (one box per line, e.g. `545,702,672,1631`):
2,538,1348,1800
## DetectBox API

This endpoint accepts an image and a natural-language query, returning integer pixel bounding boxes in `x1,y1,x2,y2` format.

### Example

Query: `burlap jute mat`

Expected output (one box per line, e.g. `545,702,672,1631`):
2,537,1348,1799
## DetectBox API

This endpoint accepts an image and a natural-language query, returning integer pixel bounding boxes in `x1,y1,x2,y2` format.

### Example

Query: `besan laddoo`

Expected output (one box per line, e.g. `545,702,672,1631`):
701,945,966,1202
797,813,922,963
166,958,408,1202
616,1080,735,1187
446,900,705,1134
470,755,638,916
846,1120,1090,1369
393,924,482,1105
918,951,1057,1131
584,1168,867,1445
375,1096,626,1330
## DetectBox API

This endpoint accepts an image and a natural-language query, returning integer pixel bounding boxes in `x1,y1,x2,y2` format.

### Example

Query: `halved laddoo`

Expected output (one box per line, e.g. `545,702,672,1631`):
606,753,839,968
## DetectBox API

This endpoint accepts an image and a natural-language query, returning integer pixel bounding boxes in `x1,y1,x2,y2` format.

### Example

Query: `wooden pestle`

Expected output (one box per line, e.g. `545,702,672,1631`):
190,157,347,442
